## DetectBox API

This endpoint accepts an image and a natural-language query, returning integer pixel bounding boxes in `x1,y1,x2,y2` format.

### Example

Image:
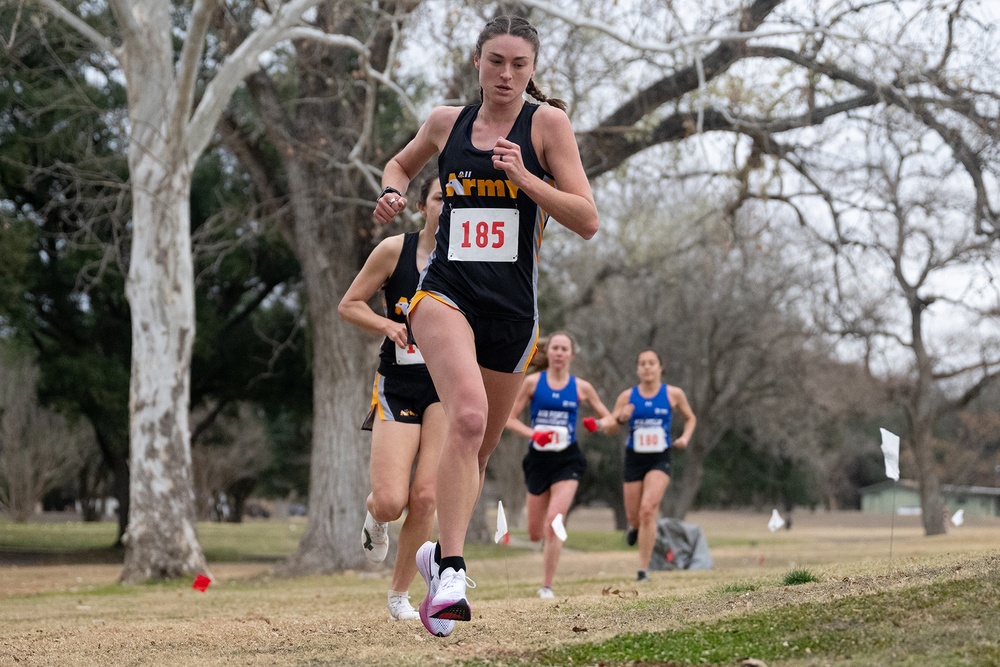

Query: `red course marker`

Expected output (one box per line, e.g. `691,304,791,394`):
192,574,212,592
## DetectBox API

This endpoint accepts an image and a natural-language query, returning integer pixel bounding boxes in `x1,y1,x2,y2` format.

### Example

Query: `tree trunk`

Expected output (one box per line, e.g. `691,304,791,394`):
279,162,372,574
663,443,707,519
910,420,946,536
111,453,129,545
120,148,207,582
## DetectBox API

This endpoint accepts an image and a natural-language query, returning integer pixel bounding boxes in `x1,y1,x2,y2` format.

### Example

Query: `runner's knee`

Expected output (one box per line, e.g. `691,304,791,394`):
449,406,488,451
370,488,407,522
638,503,659,524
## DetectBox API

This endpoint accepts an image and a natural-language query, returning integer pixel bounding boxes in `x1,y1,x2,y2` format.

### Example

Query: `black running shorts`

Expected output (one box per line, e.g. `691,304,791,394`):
362,367,440,431
623,448,671,483
410,291,538,373
522,442,587,495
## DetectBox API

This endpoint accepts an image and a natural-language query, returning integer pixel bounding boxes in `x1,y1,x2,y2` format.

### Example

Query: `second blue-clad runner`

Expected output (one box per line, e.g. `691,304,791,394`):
608,349,696,582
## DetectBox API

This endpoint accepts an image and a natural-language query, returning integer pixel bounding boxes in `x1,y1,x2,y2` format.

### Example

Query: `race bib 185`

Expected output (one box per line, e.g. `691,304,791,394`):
448,208,518,262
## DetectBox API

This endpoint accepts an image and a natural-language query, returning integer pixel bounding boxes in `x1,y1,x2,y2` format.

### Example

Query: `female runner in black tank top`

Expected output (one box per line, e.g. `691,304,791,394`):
339,177,450,632
371,17,599,636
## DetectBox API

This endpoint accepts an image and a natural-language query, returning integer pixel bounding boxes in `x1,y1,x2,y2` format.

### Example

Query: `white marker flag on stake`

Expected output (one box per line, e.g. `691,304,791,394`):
551,513,568,542
768,509,785,532
495,500,509,544
879,428,901,481
951,509,965,527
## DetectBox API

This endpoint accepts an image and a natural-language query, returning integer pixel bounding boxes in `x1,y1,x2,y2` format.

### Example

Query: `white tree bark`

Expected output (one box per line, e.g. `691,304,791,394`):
35,0,326,581
121,133,206,581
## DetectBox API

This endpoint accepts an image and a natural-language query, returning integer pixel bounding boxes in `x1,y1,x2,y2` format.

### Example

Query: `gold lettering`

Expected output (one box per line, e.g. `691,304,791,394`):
479,179,505,197
505,180,519,198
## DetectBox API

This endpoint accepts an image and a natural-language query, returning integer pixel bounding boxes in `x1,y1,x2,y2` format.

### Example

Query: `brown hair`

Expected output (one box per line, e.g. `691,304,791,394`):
637,349,663,365
528,336,549,373
418,174,438,206
547,330,576,353
475,16,567,112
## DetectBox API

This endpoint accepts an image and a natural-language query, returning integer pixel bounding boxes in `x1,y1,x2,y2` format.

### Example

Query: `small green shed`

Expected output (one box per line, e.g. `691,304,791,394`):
860,479,1000,517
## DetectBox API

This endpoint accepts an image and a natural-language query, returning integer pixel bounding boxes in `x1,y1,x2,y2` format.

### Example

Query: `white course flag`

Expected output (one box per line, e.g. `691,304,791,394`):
879,428,901,481
551,513,568,542
768,508,785,532
494,500,508,544
951,509,965,527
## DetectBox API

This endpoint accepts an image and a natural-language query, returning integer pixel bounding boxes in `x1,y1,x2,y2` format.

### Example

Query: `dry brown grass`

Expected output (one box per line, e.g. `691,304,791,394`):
2,509,998,667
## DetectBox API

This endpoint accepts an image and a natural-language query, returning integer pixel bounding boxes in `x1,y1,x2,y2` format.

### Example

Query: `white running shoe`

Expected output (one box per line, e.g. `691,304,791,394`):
416,541,455,637
362,511,389,563
429,566,475,621
537,586,555,599
387,590,419,621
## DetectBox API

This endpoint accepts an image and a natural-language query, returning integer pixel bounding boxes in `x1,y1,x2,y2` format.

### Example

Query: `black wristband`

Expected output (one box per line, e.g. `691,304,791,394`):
378,186,402,201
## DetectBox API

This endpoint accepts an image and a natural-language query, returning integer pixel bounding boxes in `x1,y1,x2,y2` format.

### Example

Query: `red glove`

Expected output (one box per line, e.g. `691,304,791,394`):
531,430,554,447
583,417,599,433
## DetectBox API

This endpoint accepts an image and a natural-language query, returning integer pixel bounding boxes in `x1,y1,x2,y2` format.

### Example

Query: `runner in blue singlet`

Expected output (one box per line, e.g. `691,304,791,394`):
505,332,615,599
608,349,696,582
371,16,599,637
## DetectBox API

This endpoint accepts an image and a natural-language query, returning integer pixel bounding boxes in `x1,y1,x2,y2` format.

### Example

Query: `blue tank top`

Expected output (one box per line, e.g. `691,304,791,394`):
418,103,552,320
626,384,672,451
530,372,580,446
377,232,427,376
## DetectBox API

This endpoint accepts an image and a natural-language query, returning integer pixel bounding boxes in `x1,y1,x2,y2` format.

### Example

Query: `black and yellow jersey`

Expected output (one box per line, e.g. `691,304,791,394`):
418,102,553,321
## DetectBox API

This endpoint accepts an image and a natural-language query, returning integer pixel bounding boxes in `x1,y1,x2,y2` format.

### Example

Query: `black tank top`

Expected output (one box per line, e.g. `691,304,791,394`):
378,232,426,375
418,102,553,320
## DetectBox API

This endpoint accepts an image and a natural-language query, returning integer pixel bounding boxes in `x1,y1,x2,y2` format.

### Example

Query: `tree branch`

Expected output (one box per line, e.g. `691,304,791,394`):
174,0,219,140
186,0,326,165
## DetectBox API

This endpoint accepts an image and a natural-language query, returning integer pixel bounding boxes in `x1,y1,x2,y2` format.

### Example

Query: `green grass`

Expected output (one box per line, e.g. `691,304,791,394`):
468,574,1000,666
0,518,308,562
782,568,820,585
0,518,545,563
712,580,760,594
0,519,119,551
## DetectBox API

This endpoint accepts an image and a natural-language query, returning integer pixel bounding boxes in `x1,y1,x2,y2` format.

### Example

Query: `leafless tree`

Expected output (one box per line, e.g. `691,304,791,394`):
0,353,96,521
553,183,823,517
810,116,1000,534
191,402,272,522
525,0,1000,529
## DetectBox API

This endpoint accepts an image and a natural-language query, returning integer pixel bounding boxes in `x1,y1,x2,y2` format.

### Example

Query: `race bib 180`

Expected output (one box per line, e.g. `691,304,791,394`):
633,426,668,453
448,208,518,262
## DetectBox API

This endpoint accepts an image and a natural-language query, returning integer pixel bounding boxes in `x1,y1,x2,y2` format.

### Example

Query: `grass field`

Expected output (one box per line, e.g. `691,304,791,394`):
2,509,998,666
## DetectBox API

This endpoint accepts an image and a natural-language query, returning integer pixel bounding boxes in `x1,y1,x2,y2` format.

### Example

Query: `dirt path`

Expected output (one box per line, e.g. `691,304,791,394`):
2,510,998,666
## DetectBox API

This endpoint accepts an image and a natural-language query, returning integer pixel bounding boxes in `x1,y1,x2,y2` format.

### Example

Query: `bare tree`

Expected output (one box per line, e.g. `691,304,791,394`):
522,0,1000,528
814,117,1000,534
945,381,1000,488
191,402,272,521
531,0,999,246
554,181,821,518
0,353,95,521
